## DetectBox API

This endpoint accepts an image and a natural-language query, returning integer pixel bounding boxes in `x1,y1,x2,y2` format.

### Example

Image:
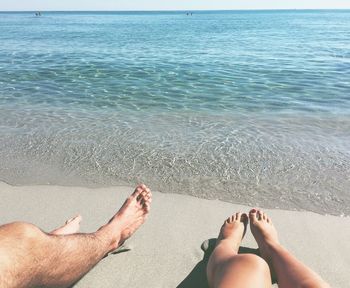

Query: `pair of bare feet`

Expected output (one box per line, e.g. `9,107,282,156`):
51,184,152,253
217,209,279,276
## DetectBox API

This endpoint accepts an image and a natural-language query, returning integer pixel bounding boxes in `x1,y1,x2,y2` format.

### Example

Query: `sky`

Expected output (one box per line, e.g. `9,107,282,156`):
0,0,350,11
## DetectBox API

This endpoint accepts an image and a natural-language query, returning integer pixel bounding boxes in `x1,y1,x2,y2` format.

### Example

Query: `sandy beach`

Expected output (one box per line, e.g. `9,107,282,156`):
1,7,350,288
1,181,349,287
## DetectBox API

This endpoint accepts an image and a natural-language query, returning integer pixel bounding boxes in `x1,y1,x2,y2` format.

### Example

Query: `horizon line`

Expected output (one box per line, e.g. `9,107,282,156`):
1,8,350,12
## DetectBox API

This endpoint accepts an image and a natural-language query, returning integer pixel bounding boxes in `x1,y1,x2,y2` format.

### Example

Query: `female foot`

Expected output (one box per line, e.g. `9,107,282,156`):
217,212,248,253
249,209,280,282
249,209,330,288
249,209,279,261
207,213,256,288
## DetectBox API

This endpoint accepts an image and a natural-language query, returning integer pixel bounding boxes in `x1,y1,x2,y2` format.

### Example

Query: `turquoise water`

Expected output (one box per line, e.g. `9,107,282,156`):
0,10,349,215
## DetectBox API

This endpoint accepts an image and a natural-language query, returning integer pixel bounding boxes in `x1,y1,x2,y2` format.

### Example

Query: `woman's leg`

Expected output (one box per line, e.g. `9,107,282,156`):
249,209,330,288
207,212,272,288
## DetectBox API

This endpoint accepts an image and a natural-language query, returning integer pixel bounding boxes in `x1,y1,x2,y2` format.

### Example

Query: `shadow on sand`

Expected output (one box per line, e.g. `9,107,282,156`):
177,238,270,288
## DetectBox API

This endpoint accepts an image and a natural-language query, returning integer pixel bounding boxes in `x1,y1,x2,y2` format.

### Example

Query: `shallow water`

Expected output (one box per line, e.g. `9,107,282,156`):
0,10,349,215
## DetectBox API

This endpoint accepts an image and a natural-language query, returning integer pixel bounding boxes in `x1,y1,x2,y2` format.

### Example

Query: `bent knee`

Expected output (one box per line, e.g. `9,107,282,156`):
236,254,270,270
0,221,46,241
0,222,47,287
210,254,271,288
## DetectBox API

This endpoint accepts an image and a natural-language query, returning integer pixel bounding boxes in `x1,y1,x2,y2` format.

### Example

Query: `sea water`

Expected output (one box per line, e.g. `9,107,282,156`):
0,10,349,215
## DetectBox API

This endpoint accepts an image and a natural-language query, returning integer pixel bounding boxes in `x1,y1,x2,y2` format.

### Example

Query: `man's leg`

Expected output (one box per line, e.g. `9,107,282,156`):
0,184,152,288
249,209,330,288
206,213,272,288
50,214,82,235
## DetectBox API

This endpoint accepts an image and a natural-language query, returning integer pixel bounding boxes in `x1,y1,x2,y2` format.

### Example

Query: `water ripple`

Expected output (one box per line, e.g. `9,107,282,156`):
0,11,350,215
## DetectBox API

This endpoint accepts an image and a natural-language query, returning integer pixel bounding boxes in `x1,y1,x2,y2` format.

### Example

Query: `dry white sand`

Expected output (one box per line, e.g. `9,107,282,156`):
0,182,349,287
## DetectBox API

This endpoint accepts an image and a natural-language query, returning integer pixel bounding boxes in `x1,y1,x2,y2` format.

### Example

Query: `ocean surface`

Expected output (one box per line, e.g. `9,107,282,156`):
0,10,349,216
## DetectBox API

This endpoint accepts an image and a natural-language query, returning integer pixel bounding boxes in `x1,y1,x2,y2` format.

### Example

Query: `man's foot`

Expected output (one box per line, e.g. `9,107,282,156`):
216,212,248,253
102,184,152,252
51,215,82,235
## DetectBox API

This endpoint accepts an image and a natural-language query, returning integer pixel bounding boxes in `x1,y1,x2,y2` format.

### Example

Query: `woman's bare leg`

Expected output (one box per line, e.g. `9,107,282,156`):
0,184,152,288
207,212,272,288
249,209,330,288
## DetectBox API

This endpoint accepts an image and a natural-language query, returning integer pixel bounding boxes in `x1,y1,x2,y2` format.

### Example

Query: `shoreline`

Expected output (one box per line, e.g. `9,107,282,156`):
1,181,349,287
1,180,348,218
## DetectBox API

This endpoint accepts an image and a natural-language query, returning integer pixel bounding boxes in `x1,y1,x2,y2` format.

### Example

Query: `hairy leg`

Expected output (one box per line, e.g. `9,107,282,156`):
249,209,330,288
207,213,271,288
0,184,152,288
